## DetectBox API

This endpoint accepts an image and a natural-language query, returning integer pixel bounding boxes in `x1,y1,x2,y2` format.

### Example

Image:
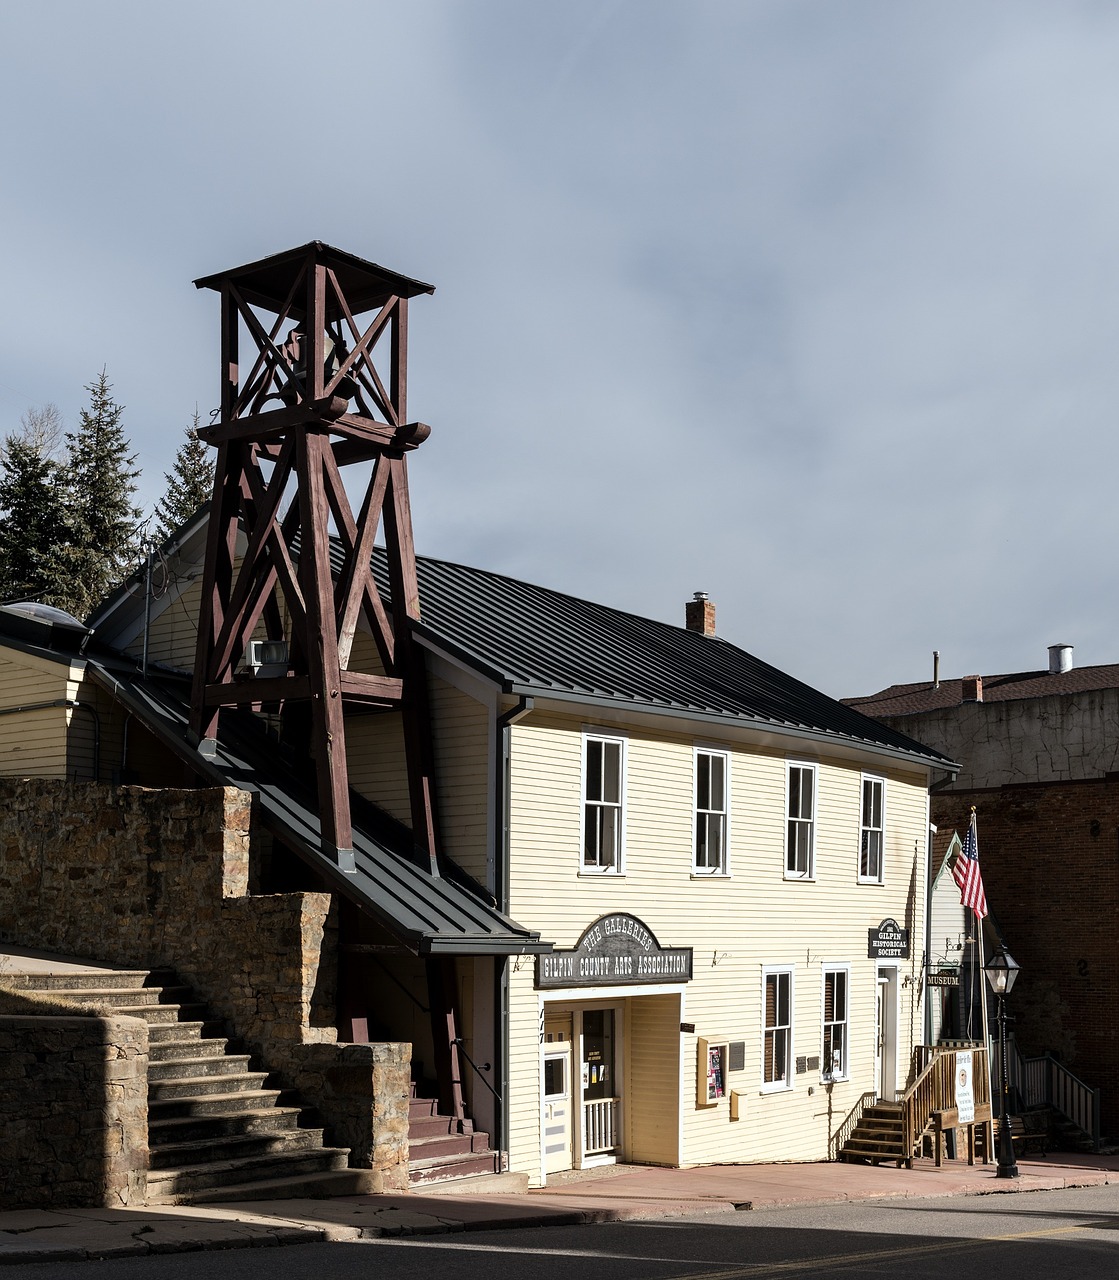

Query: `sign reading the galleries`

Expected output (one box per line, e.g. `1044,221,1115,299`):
868,917,910,959
535,913,693,989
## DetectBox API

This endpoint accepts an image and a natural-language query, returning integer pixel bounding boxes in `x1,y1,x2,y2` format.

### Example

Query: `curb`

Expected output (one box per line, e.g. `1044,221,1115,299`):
3,1166,1117,1264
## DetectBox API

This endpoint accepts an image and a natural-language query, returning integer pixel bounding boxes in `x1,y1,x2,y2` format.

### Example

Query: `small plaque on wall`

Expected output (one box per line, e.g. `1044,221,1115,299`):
728,1041,746,1072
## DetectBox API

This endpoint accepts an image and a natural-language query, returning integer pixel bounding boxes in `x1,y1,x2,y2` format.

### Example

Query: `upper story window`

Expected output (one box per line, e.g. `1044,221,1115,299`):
694,748,729,874
822,967,849,1081
583,733,625,873
859,775,885,883
762,968,793,1090
786,762,816,879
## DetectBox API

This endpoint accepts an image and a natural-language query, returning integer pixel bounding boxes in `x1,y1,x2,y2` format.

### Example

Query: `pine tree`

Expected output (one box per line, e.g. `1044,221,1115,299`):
154,411,214,543
60,370,143,619
0,435,69,605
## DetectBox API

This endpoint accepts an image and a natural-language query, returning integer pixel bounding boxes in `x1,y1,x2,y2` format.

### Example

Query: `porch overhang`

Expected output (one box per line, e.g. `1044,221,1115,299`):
88,661,550,959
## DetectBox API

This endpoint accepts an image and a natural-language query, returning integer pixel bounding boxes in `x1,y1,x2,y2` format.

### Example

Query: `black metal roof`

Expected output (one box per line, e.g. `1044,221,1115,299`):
87,504,952,771
364,550,955,771
87,660,547,957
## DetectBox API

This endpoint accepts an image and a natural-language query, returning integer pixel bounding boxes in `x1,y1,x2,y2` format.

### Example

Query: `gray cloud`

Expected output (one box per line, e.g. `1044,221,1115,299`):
2,0,1117,696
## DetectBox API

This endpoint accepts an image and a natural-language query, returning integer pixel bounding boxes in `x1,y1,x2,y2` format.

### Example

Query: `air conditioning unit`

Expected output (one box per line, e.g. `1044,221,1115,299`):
242,640,289,678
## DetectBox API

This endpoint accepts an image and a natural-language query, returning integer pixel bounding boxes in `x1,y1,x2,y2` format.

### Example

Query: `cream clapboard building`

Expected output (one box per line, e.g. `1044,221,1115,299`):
0,512,956,1183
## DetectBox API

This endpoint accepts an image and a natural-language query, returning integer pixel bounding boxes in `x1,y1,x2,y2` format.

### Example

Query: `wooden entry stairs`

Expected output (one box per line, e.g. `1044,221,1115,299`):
6,966,364,1204
838,1102,907,1165
840,1046,992,1168
408,1085,505,1186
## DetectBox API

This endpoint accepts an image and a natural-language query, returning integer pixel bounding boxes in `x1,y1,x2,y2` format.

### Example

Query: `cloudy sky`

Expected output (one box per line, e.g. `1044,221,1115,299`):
2,0,1118,697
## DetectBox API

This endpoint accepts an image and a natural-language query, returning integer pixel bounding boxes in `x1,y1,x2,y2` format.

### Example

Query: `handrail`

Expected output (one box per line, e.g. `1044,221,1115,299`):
900,1046,990,1161
1023,1053,1101,1152
995,1035,1101,1152
452,1036,500,1103
831,1091,877,1161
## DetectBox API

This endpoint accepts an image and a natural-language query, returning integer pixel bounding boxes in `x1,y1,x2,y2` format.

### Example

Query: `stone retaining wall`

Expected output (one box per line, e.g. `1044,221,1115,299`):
0,999,147,1209
0,779,410,1183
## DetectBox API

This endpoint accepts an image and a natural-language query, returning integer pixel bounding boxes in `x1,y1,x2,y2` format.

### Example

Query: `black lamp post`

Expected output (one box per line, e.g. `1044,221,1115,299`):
983,947,1021,1178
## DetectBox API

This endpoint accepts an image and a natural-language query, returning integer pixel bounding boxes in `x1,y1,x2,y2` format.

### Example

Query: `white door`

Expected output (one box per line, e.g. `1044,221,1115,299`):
542,1015,573,1174
875,970,897,1100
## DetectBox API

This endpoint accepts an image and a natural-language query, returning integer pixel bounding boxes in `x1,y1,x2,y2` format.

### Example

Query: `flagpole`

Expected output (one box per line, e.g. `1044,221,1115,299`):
970,808,992,1097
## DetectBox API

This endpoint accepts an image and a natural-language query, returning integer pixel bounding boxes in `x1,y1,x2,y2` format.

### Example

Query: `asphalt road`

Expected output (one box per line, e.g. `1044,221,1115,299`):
8,1186,1119,1280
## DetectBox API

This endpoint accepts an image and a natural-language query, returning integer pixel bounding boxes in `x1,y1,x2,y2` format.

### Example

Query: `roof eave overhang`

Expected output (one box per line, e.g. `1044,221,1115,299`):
421,936,552,957
86,663,548,959
501,683,959,776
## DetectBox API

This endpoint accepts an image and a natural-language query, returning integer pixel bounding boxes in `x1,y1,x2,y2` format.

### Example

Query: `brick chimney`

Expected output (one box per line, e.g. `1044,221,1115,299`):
961,675,983,703
686,591,716,637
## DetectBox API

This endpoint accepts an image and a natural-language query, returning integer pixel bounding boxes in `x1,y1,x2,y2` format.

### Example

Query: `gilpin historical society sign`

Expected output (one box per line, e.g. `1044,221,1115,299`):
535,913,693,989
868,917,910,959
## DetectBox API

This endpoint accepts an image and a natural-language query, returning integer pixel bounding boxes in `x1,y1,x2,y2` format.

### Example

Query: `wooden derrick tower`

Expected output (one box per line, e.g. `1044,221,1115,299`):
190,243,438,873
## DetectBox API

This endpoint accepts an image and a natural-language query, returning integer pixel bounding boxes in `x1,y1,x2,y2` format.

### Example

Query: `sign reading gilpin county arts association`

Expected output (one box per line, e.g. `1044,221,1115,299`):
535,913,693,989
868,917,910,959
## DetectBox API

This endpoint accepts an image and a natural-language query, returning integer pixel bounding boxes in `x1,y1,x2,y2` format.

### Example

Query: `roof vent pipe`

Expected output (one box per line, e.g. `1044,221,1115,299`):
933,650,940,689
1048,643,1073,675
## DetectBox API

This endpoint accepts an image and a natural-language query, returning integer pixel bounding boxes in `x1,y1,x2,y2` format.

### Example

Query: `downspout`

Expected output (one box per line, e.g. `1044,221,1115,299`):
493,695,534,1160
925,769,959,1047
0,699,101,782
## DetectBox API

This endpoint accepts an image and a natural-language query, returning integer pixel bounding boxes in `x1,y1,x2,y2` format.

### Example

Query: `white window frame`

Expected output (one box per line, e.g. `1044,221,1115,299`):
821,965,850,1082
581,731,626,875
761,967,794,1092
858,774,885,884
785,762,816,880
693,746,730,876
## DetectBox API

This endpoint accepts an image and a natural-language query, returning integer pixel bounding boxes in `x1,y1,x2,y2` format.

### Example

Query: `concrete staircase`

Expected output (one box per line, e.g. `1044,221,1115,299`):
4,966,362,1204
838,1102,908,1166
408,1087,504,1186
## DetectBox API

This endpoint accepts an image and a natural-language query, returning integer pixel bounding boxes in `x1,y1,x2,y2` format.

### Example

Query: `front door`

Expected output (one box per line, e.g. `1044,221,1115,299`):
542,1014,574,1174
875,969,897,1100
580,1008,618,1161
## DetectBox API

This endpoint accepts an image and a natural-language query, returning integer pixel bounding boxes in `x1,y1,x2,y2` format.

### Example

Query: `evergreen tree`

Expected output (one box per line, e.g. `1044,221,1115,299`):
61,370,143,619
154,411,214,542
0,435,68,605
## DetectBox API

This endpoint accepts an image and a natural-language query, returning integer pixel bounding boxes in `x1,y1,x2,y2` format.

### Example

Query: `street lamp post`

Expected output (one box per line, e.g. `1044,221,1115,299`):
983,947,1021,1179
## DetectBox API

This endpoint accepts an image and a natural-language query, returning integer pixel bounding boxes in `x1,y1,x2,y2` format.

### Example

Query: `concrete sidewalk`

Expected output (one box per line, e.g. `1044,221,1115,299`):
4,1153,1119,1265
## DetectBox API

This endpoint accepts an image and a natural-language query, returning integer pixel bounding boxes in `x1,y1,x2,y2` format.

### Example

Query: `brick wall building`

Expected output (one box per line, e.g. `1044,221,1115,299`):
847,646,1119,1135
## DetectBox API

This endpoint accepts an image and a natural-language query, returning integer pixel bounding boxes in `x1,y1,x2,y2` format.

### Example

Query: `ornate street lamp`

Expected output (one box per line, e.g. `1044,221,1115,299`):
983,947,1021,1178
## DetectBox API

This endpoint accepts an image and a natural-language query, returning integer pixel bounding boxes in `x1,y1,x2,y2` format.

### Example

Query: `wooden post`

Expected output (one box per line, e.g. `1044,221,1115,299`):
426,957,465,1123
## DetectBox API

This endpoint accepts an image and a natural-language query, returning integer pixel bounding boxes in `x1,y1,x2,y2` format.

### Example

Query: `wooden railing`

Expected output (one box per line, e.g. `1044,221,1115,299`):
1025,1054,1100,1151
999,1035,1100,1150
583,1097,618,1155
830,1091,877,1161
901,1046,989,1161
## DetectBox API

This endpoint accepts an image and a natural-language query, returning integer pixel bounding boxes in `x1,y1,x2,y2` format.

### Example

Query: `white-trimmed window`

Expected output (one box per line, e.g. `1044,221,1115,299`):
786,763,816,879
822,967,849,1081
583,733,625,872
694,748,729,874
859,775,885,883
762,968,793,1089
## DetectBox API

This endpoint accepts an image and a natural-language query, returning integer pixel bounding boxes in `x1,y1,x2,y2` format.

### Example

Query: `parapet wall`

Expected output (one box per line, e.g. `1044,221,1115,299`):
0,1002,147,1210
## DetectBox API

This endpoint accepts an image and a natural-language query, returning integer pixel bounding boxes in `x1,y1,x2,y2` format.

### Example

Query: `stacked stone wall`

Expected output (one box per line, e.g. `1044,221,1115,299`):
0,1002,147,1209
0,779,410,1185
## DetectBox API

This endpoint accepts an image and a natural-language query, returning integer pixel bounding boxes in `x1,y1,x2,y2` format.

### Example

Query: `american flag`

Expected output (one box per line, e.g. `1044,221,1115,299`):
953,812,988,919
